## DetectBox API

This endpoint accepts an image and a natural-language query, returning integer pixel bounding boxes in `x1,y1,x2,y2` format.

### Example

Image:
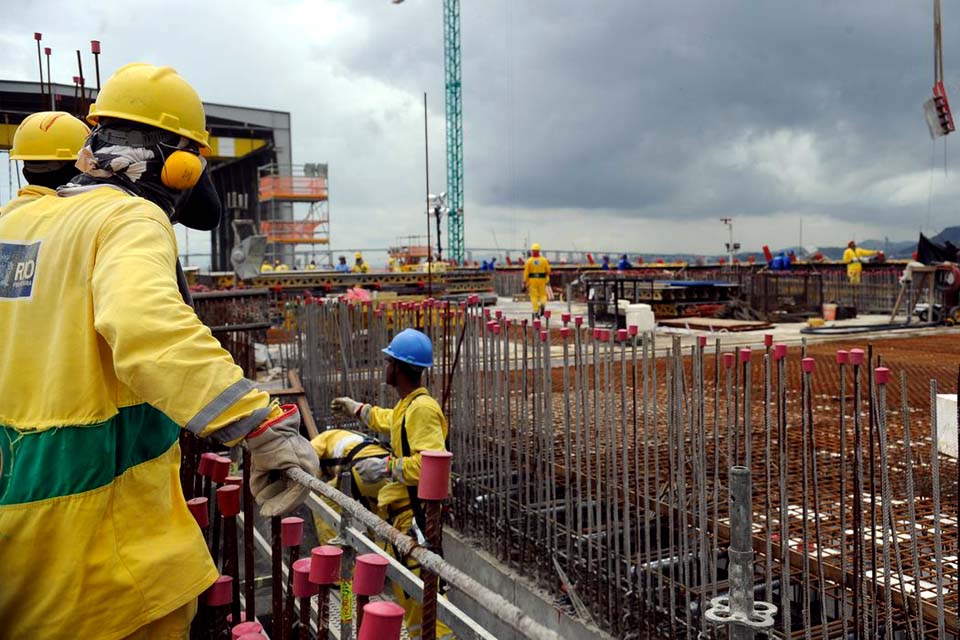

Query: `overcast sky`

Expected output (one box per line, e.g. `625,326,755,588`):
2,0,959,260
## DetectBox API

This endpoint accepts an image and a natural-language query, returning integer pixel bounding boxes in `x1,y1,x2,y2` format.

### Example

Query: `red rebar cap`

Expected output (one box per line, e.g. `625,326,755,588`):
722,352,735,369
486,320,498,332
849,348,865,366
774,344,787,361
292,557,316,598
419,450,453,500
598,329,611,341
561,312,571,323
836,350,849,365
224,475,242,487
491,323,501,336
629,325,639,337
231,621,264,639
801,357,816,373
212,455,231,483
206,575,233,607
90,40,101,54
186,497,209,528
617,329,628,342
543,310,552,319
34,32,42,40
358,601,405,640
282,516,304,547
309,545,343,585
495,310,503,319
353,553,390,596
739,347,751,363
592,328,601,339
539,330,548,343
468,294,480,304
44,47,51,55
198,452,217,477
483,308,491,319
874,366,891,385
574,316,583,327
698,335,707,347
238,634,266,640
216,485,241,517
560,327,570,339
533,320,542,331
764,333,774,347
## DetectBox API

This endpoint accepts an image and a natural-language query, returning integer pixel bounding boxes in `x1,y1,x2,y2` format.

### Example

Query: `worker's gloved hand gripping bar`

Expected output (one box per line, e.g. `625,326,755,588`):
245,404,320,516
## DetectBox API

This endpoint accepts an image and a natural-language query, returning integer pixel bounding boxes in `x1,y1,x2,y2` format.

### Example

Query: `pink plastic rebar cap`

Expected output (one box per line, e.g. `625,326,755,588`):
419,450,453,501
561,312,571,324
849,348,865,366
533,319,542,331
198,452,217,477
309,545,343,585
206,575,233,607
773,344,787,361
282,516,305,547
212,455,231,484
801,357,816,373
592,328,601,340
560,327,570,339
353,553,390,596
875,366,891,385
698,335,707,347
574,316,583,327
225,475,242,487
629,325,638,337
468,294,480,305
358,601,405,640
836,350,849,365
539,330,548,342
216,485,241,518
231,621,264,639
237,634,265,640
491,323,501,336
599,329,611,342
292,557,316,598
543,309,552,319
495,309,503,319
764,333,774,347
739,347,751,363
616,328,628,342
722,352,735,369
483,308,491,319
186,497,209,528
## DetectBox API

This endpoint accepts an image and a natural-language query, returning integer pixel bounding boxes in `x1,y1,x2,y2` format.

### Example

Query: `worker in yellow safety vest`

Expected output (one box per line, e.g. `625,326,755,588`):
274,258,290,272
523,242,551,318
843,240,878,284
310,429,390,542
0,62,319,640
330,329,453,639
0,111,89,217
352,251,370,273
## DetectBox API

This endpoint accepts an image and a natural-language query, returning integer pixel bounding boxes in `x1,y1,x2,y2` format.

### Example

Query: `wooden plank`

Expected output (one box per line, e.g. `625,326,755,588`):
657,317,772,332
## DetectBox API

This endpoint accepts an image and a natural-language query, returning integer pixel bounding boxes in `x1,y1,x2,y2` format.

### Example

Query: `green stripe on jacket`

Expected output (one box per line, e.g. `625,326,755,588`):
0,404,180,505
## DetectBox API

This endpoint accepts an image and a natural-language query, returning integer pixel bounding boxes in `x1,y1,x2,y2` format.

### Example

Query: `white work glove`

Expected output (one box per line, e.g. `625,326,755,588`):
331,397,371,425
245,404,320,517
353,457,389,485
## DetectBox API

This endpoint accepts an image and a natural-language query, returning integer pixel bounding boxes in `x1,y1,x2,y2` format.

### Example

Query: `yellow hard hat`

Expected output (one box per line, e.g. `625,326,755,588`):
87,63,210,149
10,111,90,161
531,242,541,251
355,252,363,259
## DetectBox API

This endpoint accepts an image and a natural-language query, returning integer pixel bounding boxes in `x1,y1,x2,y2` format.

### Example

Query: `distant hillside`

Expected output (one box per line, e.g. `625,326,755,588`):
933,226,960,245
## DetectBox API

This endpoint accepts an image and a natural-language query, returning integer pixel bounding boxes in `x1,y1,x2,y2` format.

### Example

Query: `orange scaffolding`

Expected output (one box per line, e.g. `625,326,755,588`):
258,163,332,265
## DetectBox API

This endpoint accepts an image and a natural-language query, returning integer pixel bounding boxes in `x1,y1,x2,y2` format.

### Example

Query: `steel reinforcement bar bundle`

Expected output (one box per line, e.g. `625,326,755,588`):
281,296,959,639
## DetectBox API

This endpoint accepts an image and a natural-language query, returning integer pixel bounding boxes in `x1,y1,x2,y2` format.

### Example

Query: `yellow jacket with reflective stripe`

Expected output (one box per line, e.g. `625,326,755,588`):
311,429,389,502
0,187,271,639
523,255,551,282
367,388,448,511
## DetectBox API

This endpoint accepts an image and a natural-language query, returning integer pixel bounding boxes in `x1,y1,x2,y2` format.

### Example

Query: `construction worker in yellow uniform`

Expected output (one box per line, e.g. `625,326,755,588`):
352,251,370,273
274,258,290,272
843,240,878,284
309,429,390,542
523,242,551,318
331,329,453,640
0,111,89,217
0,62,319,640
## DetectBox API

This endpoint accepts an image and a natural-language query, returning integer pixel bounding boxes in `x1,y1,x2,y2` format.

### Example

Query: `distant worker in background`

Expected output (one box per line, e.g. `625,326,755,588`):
274,258,290,272
306,259,317,270
309,429,390,543
843,240,878,284
0,111,89,216
770,252,791,271
523,242,552,318
617,253,632,270
352,251,369,273
0,62,319,639
489,256,497,270
388,256,401,272
261,260,274,272
480,259,490,271
335,255,350,272
330,329,453,639
600,255,611,270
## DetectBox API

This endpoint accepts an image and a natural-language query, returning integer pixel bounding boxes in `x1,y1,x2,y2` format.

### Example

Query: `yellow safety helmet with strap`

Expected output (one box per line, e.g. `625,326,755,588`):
531,242,541,252
88,63,209,190
10,111,90,161
355,252,363,260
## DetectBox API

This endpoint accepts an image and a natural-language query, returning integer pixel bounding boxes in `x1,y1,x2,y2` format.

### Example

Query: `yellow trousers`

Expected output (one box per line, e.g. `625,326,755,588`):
528,281,548,312
847,263,862,284
387,508,454,639
123,600,197,640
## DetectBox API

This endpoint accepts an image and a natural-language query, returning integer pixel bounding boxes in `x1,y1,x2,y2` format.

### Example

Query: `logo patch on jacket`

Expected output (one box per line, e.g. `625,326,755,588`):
0,241,41,299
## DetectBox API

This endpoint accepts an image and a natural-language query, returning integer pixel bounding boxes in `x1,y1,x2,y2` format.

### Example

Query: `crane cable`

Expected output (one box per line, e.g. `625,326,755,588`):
935,0,944,85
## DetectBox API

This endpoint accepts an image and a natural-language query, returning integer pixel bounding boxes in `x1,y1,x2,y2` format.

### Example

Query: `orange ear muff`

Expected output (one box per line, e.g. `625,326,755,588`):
161,150,202,190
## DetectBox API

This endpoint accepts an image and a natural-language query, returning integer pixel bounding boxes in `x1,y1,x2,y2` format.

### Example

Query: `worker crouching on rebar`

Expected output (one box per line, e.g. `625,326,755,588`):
330,328,454,639
523,242,551,318
0,63,319,640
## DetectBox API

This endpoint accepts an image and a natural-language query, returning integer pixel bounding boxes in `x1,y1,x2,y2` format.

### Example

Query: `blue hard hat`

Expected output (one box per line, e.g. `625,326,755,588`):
382,328,433,368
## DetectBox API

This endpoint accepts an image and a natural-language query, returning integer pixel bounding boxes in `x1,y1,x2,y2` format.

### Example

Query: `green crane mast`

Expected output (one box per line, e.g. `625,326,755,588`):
442,0,465,264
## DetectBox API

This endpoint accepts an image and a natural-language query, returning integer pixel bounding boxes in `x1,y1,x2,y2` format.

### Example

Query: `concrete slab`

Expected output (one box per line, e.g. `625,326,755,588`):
937,393,958,459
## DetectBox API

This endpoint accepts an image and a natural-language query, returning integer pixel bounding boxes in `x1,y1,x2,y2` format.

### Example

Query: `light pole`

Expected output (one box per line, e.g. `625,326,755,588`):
720,217,739,267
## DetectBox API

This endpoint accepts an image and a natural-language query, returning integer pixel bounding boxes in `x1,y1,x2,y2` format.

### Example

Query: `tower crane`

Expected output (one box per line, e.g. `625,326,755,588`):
394,0,465,264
